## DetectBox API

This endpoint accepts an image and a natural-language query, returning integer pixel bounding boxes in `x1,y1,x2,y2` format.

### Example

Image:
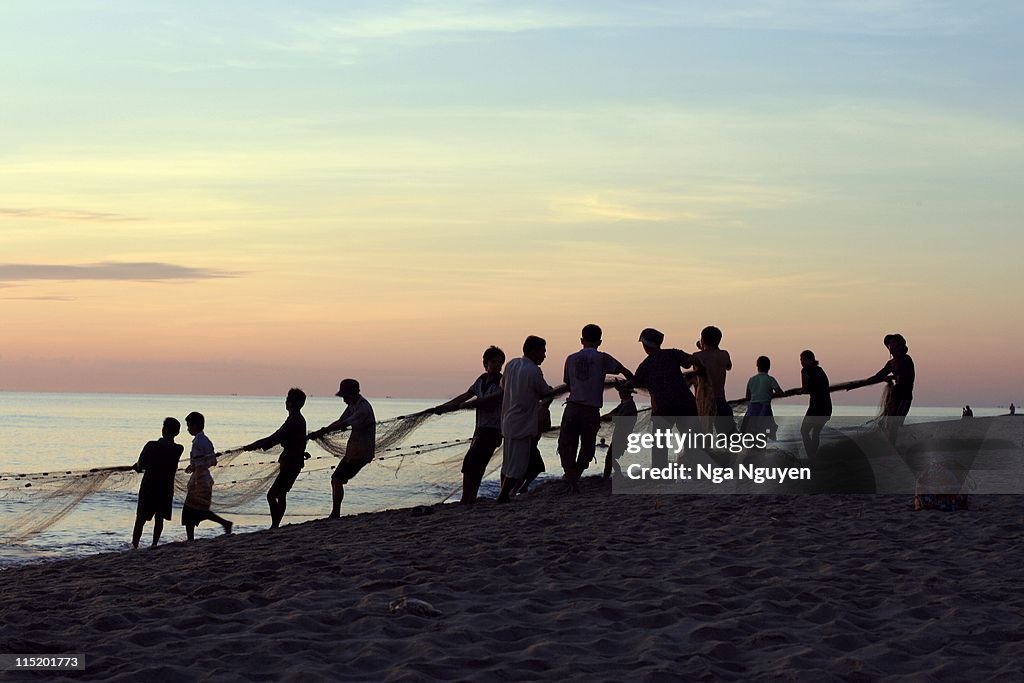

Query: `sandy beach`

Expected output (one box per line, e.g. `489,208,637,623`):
2,480,1023,682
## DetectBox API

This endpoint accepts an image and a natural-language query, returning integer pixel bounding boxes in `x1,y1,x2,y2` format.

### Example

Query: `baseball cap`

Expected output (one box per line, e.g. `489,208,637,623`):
335,378,360,396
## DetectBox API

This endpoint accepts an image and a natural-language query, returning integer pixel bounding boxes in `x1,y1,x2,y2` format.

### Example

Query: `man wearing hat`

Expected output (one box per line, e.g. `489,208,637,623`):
309,378,377,518
629,328,699,468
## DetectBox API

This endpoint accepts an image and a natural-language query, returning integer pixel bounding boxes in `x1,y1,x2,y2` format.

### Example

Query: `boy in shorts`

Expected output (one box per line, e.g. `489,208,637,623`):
244,388,308,529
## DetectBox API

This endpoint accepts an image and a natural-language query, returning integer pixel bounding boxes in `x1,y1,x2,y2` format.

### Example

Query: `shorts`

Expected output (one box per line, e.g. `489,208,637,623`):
184,471,214,511
136,488,173,522
741,402,778,438
525,438,546,479
270,462,303,494
557,403,601,472
461,427,503,480
181,505,216,527
501,437,534,479
885,393,913,418
714,397,737,435
332,459,368,484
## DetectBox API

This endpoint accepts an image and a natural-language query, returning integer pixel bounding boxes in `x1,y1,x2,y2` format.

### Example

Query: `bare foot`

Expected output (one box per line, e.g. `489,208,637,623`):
224,522,233,535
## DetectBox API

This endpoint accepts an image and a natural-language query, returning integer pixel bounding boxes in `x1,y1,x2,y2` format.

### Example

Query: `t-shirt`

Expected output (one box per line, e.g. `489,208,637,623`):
189,431,217,470
632,349,698,416
873,355,915,398
692,348,732,399
563,348,626,409
747,373,782,404
335,397,377,463
469,373,503,430
501,356,551,440
137,437,184,498
802,364,832,416
255,412,308,468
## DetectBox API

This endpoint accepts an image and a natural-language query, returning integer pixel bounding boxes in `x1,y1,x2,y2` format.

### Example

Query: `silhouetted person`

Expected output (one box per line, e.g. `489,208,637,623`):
243,388,308,529
498,335,551,502
1011,403,1017,416
629,328,698,468
310,379,376,519
692,326,736,435
513,398,552,496
181,412,232,541
131,417,184,549
741,356,784,440
603,385,638,478
558,324,634,493
433,346,505,504
871,333,915,442
962,405,973,418
800,350,832,458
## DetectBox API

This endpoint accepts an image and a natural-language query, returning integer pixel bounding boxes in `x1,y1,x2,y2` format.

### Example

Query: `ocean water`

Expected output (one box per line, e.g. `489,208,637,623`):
0,392,1001,567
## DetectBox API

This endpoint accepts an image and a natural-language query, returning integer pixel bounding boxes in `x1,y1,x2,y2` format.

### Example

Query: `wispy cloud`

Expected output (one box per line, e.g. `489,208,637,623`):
0,208,142,223
0,262,235,283
0,295,75,302
272,0,987,60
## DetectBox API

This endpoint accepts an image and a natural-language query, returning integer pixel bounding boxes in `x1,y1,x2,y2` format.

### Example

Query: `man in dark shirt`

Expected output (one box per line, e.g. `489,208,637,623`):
244,388,308,529
131,417,184,549
432,345,506,504
630,328,699,467
800,350,832,457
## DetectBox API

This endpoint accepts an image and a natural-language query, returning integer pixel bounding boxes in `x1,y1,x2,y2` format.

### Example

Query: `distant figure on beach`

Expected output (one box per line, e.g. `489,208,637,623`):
131,417,184,549
630,328,698,468
692,326,736,435
603,384,638,478
498,335,552,503
558,324,634,493
310,379,377,519
432,346,506,504
962,405,973,418
799,350,832,458
182,412,233,540
1011,403,1017,416
741,356,784,440
870,333,915,442
243,388,308,529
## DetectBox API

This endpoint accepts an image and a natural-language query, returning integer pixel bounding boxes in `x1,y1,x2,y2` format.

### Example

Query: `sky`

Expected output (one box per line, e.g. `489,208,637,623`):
1,0,1022,405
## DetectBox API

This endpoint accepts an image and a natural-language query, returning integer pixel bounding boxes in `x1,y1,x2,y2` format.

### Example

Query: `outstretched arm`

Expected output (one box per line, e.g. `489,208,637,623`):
870,360,894,383
616,361,635,383
431,390,475,415
243,424,283,451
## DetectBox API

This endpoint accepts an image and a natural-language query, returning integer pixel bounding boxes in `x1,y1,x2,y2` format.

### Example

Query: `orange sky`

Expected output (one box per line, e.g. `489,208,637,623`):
2,2,1022,405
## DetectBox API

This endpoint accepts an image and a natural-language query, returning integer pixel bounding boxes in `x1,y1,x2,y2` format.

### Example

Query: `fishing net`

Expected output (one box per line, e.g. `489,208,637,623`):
0,376,885,544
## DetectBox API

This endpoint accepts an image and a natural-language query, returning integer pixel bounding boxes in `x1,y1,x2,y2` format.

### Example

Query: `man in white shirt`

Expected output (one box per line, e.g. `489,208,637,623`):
182,411,233,540
558,324,633,492
498,335,552,503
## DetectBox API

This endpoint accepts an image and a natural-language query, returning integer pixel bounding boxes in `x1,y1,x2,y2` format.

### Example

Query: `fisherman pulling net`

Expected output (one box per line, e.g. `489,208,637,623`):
0,377,886,544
